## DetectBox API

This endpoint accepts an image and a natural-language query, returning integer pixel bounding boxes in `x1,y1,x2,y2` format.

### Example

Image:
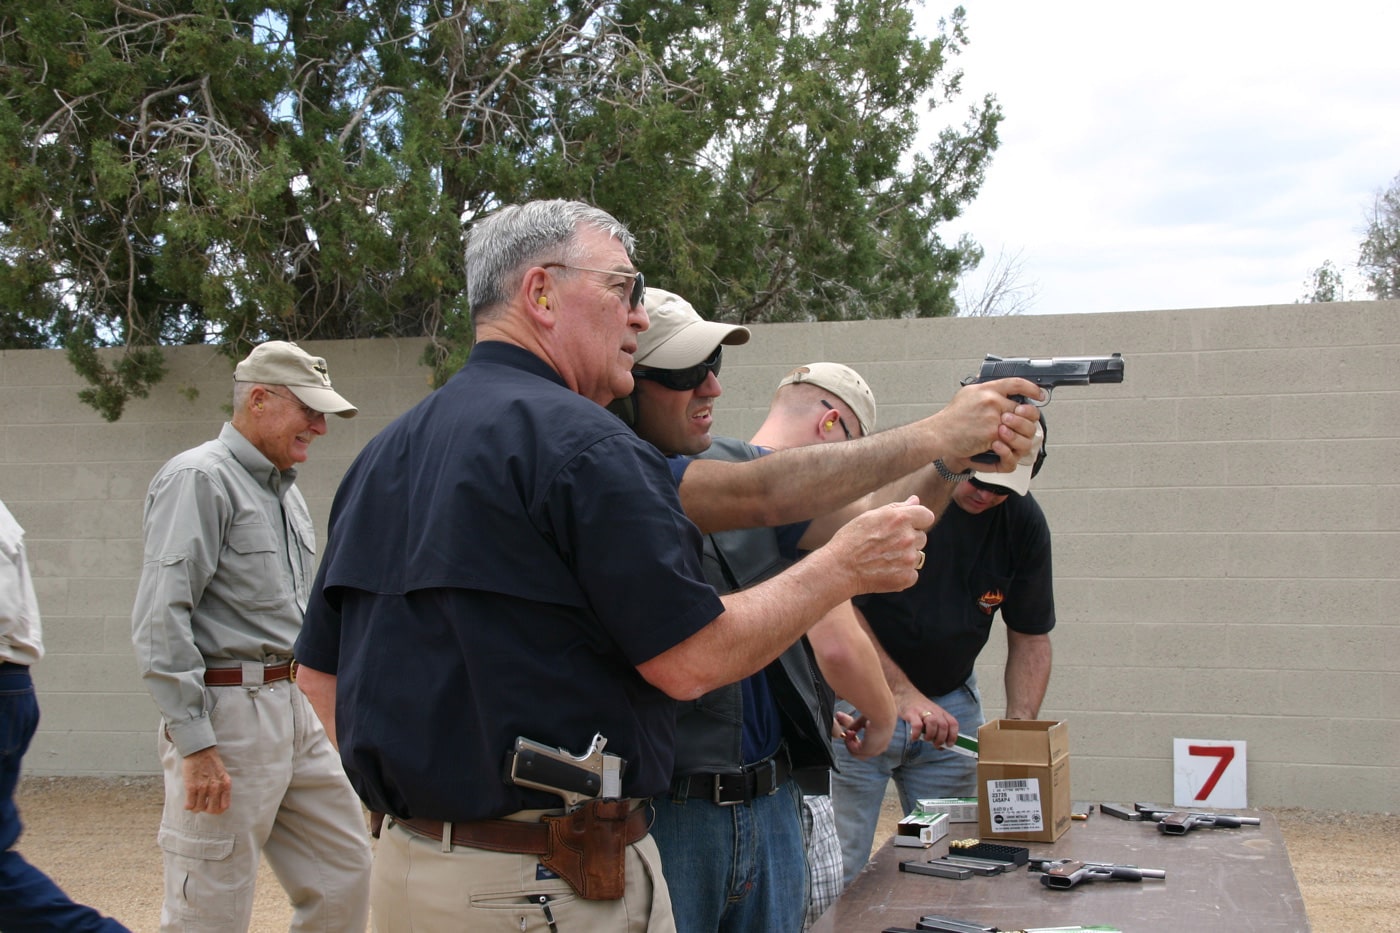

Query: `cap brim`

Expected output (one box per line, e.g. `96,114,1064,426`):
638,320,750,369
288,385,358,418
973,459,1031,496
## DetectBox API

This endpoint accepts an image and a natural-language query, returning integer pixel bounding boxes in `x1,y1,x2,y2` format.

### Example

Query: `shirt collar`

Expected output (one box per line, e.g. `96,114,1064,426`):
468,340,570,389
219,422,297,495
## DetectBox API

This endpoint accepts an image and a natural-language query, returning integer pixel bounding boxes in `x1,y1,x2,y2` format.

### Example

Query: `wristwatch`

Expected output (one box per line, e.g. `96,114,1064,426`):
932,458,973,483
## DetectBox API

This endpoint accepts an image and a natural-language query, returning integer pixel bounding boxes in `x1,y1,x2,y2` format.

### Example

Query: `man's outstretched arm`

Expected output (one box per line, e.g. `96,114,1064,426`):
677,379,1043,534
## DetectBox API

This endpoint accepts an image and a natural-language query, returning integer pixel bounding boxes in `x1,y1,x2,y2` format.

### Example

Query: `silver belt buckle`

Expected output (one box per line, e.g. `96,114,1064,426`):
713,774,741,807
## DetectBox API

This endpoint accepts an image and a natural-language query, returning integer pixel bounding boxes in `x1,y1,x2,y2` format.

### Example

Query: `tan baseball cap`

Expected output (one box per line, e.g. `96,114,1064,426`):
634,288,750,369
777,362,877,436
234,341,358,418
972,423,1044,496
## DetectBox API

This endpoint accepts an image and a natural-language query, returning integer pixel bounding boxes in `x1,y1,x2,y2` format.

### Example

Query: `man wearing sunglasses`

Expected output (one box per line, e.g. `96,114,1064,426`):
293,201,933,933
831,423,1055,887
616,288,897,932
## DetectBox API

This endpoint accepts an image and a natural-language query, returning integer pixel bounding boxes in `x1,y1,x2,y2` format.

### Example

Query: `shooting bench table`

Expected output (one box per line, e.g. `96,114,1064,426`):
808,809,1309,932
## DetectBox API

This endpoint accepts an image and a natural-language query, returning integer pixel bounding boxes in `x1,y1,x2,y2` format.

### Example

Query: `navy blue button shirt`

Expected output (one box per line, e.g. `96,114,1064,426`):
297,341,724,822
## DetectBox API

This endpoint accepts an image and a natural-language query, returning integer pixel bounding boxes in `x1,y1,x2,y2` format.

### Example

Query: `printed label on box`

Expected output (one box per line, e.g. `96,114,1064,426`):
985,777,1044,833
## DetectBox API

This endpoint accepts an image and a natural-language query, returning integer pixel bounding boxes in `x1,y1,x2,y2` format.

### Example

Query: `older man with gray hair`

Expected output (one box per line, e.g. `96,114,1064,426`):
132,341,372,932
292,202,932,933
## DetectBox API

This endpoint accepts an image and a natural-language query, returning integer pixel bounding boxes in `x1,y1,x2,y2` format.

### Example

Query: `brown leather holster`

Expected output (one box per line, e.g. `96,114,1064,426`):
540,799,642,900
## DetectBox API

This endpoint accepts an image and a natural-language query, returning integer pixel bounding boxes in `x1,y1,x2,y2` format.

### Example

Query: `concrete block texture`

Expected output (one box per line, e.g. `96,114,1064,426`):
1,301,1396,813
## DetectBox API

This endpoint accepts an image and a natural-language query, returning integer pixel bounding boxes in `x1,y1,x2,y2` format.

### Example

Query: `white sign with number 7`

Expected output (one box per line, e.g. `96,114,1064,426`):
1173,739,1247,809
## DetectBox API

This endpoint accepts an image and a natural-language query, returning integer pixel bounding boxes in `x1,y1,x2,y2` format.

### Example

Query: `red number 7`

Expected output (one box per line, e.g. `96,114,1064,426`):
1188,745,1235,800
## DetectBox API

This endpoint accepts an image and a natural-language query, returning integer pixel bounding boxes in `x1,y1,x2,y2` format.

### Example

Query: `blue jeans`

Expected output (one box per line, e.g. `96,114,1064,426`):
1,663,130,932
649,777,808,933
829,676,984,887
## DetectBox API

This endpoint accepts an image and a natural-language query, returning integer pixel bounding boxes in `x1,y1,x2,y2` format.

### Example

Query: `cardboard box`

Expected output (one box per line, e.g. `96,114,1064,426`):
976,719,1072,843
914,797,979,823
894,809,949,847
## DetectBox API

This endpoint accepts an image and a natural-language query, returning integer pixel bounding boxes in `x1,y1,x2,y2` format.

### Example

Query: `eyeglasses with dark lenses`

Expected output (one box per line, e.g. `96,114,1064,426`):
633,346,723,392
968,477,1011,495
820,399,854,441
541,263,646,309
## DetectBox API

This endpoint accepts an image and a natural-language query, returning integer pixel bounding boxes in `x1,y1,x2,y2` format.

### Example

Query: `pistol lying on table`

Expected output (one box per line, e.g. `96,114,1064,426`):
1134,802,1262,835
1029,857,1166,889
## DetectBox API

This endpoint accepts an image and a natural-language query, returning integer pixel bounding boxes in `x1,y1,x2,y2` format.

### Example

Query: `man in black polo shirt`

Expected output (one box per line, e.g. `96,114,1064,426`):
293,200,935,932
831,426,1054,886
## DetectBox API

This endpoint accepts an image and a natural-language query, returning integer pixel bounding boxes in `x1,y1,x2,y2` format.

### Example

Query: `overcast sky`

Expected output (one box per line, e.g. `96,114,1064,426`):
917,2,1400,315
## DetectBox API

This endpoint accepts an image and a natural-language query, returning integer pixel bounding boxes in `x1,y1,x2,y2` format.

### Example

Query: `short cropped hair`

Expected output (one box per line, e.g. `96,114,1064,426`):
465,200,636,322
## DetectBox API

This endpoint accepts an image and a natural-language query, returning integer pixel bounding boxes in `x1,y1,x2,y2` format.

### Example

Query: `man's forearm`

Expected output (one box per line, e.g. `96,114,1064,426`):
808,602,895,729
680,381,1044,534
1004,631,1052,720
801,462,956,549
638,501,929,700
296,665,339,748
638,547,863,700
680,425,933,534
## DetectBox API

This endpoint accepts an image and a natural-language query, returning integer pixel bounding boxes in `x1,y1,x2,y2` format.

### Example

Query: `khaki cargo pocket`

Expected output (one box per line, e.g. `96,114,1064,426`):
158,824,243,925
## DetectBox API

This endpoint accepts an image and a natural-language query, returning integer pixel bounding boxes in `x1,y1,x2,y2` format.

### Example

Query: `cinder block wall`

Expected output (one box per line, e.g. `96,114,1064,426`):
2,301,1396,812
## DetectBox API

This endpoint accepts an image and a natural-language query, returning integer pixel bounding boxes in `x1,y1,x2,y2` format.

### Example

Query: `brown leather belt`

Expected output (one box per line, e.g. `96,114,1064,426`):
204,662,295,687
394,805,650,855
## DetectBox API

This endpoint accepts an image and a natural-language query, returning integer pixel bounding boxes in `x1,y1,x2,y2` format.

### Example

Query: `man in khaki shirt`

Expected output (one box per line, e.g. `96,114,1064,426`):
132,342,371,932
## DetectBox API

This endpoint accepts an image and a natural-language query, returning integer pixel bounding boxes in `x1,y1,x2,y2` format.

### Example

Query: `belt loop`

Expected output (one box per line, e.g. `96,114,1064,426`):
441,821,453,853
241,660,264,687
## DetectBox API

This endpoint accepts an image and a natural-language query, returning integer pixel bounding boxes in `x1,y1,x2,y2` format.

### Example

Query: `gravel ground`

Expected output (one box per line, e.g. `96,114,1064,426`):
11,776,1400,932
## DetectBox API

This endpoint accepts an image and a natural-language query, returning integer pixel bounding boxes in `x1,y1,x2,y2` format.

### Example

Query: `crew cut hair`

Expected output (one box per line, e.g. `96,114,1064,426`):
465,200,636,322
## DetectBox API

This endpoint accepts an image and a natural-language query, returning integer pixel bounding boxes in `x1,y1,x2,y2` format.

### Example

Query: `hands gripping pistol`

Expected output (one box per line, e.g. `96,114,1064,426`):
1030,857,1166,890
962,353,1125,465
504,733,626,811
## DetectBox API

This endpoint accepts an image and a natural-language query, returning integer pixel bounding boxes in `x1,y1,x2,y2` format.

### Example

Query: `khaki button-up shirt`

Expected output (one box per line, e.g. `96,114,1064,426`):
132,423,316,756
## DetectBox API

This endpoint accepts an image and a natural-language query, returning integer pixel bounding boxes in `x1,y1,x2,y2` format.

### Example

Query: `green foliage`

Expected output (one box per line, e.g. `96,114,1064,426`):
1,0,1001,416
66,320,169,422
1358,172,1400,300
1299,260,1346,303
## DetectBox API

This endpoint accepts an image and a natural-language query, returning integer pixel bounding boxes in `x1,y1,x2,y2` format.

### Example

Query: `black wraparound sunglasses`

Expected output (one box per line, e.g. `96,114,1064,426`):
541,262,646,309
633,346,723,392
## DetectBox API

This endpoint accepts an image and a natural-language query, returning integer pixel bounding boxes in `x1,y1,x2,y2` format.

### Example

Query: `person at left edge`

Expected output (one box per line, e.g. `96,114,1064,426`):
292,199,932,933
3,498,131,932
131,341,372,932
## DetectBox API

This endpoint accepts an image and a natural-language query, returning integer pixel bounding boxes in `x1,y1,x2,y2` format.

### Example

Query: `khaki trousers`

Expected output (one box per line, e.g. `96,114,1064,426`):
157,679,372,932
371,816,676,932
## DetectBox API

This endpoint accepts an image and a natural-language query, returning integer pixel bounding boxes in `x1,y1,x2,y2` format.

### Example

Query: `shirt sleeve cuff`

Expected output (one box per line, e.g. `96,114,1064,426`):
166,715,217,758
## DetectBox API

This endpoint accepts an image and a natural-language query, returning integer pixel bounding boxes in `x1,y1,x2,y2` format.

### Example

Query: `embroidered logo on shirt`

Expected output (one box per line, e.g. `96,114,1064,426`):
977,589,1005,615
